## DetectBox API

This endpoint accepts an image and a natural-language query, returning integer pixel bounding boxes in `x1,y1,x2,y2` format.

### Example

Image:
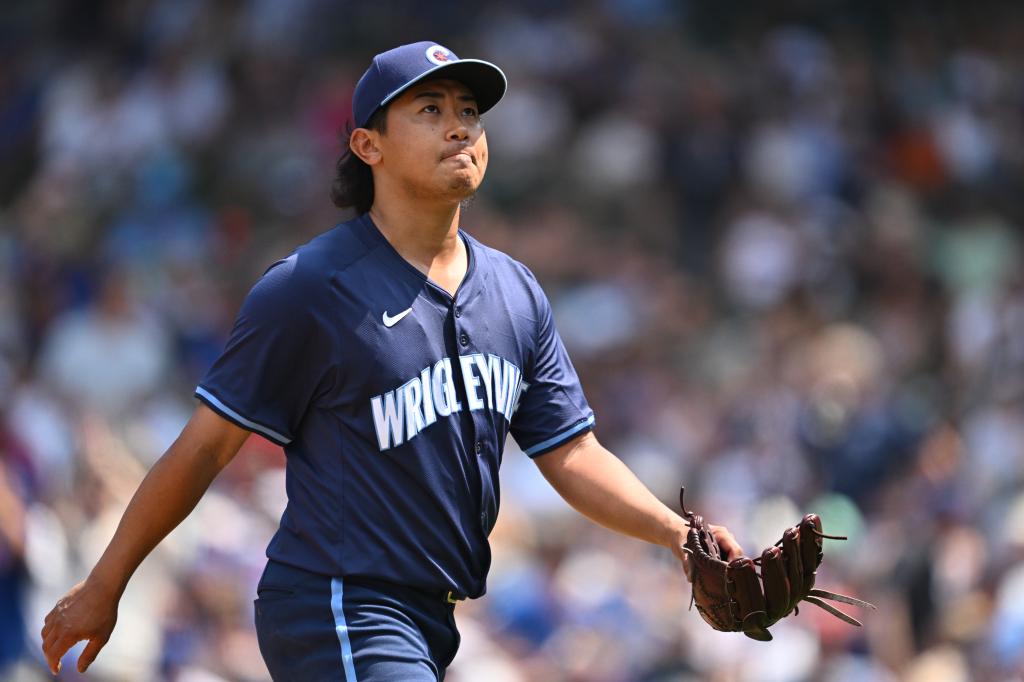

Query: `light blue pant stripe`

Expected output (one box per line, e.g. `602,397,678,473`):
330,578,359,681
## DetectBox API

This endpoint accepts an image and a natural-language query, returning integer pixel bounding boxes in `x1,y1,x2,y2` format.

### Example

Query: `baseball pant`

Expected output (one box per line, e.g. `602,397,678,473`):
254,560,462,681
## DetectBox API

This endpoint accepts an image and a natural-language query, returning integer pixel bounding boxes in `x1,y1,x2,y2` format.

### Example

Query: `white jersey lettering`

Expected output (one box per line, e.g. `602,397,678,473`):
460,354,485,411
371,353,522,451
420,366,437,427
371,389,405,450
402,378,425,441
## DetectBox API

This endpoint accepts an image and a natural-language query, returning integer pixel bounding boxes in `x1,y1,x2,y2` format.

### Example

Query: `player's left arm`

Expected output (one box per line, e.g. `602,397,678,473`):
533,431,743,566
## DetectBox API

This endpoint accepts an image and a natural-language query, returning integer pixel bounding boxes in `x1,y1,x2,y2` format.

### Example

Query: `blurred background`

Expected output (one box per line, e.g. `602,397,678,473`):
2,0,1024,680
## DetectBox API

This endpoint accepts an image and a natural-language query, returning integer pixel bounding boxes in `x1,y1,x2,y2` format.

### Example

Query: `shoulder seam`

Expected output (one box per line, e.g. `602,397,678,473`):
335,239,386,274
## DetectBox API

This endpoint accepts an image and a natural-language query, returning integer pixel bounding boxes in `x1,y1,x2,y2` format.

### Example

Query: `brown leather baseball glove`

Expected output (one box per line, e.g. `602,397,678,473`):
679,488,875,641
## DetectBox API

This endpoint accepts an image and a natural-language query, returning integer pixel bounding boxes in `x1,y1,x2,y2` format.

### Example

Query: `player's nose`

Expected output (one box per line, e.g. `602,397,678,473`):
446,123,469,141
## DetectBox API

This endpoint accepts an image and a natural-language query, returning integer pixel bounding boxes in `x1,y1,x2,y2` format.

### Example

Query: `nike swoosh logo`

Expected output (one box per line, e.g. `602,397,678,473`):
382,308,413,328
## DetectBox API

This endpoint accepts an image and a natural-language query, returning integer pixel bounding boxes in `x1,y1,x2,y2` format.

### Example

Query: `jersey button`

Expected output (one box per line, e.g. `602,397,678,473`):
459,333,469,347
454,306,462,318
475,441,483,454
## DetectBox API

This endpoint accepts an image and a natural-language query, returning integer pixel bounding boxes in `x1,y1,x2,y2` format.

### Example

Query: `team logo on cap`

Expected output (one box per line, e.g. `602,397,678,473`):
425,45,455,65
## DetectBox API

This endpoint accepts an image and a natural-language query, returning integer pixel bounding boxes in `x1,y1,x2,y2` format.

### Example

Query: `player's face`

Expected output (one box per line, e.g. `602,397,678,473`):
377,79,489,203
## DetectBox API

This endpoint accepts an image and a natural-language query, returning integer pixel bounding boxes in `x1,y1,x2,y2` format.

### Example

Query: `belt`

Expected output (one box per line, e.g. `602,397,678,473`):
342,575,466,606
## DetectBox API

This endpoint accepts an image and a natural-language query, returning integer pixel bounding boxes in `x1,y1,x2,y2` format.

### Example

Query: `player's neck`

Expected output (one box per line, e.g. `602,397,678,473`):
368,200,463,272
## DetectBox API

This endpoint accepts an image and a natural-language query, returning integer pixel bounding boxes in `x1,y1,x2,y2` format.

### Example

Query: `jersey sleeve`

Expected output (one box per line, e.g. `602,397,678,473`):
510,283,595,458
195,255,328,446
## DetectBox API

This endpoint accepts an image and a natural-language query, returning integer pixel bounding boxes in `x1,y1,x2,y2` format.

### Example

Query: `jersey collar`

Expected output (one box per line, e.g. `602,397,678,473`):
357,213,480,306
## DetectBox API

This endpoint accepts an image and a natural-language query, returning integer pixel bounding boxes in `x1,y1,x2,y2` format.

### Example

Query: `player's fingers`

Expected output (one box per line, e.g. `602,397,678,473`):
43,633,77,676
41,632,62,675
710,524,744,560
77,635,108,673
41,625,62,658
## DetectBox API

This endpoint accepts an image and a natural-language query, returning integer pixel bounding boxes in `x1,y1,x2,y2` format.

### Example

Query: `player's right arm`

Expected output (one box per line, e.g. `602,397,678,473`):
40,403,251,675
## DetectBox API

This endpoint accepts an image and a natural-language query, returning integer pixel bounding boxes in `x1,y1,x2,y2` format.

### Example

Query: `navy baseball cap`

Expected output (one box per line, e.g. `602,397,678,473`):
352,41,507,128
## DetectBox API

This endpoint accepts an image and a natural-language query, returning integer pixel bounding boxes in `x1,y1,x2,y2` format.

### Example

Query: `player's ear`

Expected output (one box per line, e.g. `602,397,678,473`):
349,128,383,166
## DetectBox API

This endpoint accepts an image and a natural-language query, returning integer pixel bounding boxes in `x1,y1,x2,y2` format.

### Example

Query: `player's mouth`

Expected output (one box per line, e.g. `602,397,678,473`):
441,147,476,165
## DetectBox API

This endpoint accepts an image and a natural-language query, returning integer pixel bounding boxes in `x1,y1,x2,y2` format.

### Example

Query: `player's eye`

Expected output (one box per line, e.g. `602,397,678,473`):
462,107,479,118
422,104,440,113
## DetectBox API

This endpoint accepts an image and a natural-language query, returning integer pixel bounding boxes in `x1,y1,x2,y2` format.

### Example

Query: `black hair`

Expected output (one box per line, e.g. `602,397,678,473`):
330,106,388,214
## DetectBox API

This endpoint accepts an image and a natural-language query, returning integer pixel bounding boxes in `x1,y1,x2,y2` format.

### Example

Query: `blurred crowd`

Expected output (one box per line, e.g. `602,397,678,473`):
2,1,1024,680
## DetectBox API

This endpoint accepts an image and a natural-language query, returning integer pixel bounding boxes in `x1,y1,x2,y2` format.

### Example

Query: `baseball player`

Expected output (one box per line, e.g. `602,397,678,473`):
41,41,741,680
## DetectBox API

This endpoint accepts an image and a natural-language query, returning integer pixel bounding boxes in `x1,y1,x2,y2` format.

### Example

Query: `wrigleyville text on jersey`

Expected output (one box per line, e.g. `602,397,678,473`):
370,353,527,451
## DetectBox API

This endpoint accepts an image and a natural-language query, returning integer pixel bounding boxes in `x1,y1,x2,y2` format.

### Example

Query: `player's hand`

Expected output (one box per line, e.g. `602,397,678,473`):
673,522,743,582
41,578,119,675
709,524,743,560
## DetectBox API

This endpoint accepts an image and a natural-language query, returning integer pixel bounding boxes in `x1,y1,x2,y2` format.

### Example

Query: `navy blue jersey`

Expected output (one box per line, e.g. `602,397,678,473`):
196,214,594,598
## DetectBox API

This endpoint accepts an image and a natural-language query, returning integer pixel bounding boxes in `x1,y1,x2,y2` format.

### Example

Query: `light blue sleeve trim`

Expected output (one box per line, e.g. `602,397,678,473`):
194,386,292,446
331,578,359,682
523,414,596,456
